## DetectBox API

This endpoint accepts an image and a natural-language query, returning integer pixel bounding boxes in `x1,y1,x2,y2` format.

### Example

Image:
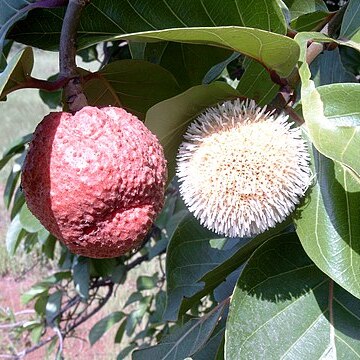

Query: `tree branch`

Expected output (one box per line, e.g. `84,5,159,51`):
272,2,349,115
59,0,90,112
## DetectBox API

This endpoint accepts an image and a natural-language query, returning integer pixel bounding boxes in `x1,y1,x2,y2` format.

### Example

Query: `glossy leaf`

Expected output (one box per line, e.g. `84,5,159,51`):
72,257,90,300
137,275,158,291
295,144,360,300
11,189,25,220
4,166,20,209
290,11,331,32
178,218,292,318
283,0,328,19
34,294,48,316
9,0,287,50
0,47,33,100
226,233,360,359
39,74,61,109
133,302,226,360
89,311,125,346
6,214,25,256
237,59,279,105
19,203,43,233
304,83,360,179
21,285,48,304
340,0,360,43
296,32,360,179
117,27,299,78
125,296,151,336
142,42,231,90
2,133,32,158
117,344,137,360
202,52,240,84
30,324,44,344
164,212,290,321
45,290,62,326
164,214,237,320
81,60,180,120
42,235,57,260
0,0,66,56
310,48,357,86
114,320,127,344
146,82,239,181
192,318,226,360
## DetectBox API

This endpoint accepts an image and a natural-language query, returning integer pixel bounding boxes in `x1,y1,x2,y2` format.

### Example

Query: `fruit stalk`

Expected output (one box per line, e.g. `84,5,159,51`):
59,0,90,112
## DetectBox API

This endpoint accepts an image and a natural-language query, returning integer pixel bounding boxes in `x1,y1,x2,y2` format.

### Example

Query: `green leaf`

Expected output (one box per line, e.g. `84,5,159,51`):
226,232,360,359
145,82,239,181
11,189,25,220
45,290,62,326
41,271,71,285
124,292,144,308
22,271,70,305
296,33,360,179
3,165,20,209
283,0,328,19
295,144,360,300
149,209,188,259
303,83,360,179
310,48,357,86
90,258,117,277
81,60,180,120
89,311,125,346
21,285,48,304
192,318,226,360
117,344,137,360
37,228,50,244
34,294,48,316
164,214,237,320
10,0,287,50
117,27,299,78
133,302,226,360
6,214,25,256
142,42,231,90
137,275,158,291
0,0,36,56
2,133,31,157
149,290,167,324
114,319,127,344
340,46,360,75
0,47,33,100
340,0,360,43
42,235,57,259
30,324,43,344
125,296,152,336
110,264,126,284
290,11,331,32
39,74,61,109
77,44,98,62
202,52,240,84
237,59,279,105
72,257,90,300
164,213,291,321
19,203,43,233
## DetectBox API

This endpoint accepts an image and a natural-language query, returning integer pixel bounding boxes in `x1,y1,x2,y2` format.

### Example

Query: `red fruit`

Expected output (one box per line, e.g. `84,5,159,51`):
22,106,167,258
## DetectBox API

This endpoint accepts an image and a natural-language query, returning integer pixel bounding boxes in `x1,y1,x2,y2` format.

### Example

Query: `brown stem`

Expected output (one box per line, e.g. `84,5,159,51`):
273,2,349,110
59,0,90,112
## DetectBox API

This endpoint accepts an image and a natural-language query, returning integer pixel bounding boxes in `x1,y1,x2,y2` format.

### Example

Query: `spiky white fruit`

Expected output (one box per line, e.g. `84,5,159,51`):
176,99,311,238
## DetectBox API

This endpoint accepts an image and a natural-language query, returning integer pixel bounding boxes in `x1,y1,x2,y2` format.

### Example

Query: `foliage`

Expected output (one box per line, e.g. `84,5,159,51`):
0,0,359,359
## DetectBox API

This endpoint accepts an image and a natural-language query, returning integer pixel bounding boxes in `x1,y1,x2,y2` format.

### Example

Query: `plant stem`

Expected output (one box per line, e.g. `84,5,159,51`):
272,2,348,118
59,0,90,112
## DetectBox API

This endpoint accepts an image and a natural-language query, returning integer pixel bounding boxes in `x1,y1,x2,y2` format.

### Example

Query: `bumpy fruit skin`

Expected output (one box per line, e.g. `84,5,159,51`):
22,106,167,258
